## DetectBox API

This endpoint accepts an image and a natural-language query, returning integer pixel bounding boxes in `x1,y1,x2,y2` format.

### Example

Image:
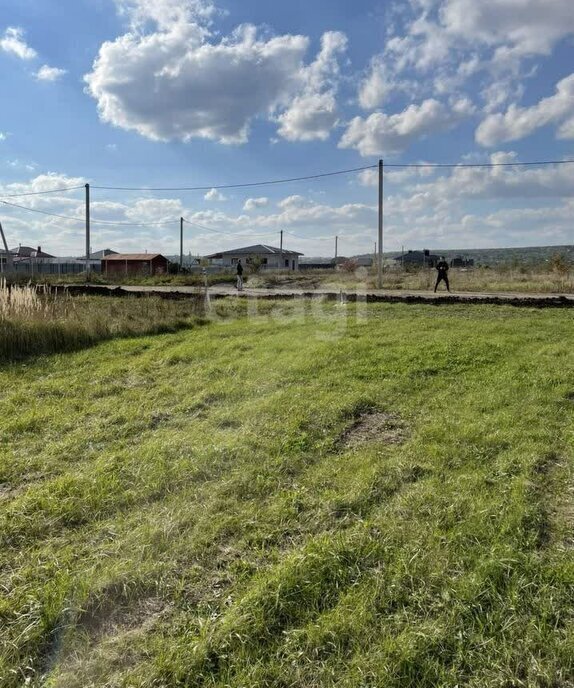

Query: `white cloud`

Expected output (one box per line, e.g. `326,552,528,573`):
35,65,67,81
339,97,474,156
276,31,347,142
277,194,308,209
0,173,86,203
276,91,339,142
85,3,349,146
400,155,574,202
359,0,574,113
440,0,574,57
0,132,7,141
124,197,183,222
476,73,574,146
358,56,405,110
243,197,269,211
115,0,217,32
204,188,227,201
0,27,37,60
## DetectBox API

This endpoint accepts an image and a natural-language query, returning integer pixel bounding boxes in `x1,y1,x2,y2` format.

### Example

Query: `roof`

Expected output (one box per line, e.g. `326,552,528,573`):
9,246,55,258
101,253,168,261
205,244,303,258
393,251,441,261
87,249,119,259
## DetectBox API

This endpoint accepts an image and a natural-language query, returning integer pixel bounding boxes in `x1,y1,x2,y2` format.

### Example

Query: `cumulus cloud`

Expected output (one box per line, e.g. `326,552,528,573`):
359,0,574,111
441,0,574,57
84,1,346,145
276,31,347,142
243,197,269,211
339,97,475,156
358,56,407,110
204,188,227,201
85,18,308,144
476,73,574,146
276,92,339,142
0,27,37,60
35,65,67,81
402,154,574,202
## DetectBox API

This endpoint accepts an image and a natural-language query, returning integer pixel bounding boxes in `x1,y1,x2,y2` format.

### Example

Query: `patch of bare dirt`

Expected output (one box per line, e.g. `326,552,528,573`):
77,591,167,642
339,411,406,450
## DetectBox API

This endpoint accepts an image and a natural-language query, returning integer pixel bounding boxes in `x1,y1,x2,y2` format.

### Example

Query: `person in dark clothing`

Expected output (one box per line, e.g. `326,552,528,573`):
434,256,450,292
236,260,244,291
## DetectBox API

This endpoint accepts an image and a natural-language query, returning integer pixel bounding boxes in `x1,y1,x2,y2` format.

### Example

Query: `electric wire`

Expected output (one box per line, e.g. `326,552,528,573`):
91,165,378,192
383,159,574,168
0,185,85,199
1,200,179,227
88,158,574,191
182,216,279,239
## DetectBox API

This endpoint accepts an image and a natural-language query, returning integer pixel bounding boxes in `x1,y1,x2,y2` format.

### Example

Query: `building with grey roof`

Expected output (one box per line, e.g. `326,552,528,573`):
205,244,303,271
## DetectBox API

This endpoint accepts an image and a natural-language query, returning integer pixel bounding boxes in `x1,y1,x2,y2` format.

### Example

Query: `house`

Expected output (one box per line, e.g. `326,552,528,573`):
101,253,169,277
11,245,55,259
450,256,475,268
394,250,440,268
205,244,303,271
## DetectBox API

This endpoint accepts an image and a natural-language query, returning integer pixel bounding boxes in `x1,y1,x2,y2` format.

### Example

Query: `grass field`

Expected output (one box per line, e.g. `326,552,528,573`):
1,300,573,687
249,266,574,294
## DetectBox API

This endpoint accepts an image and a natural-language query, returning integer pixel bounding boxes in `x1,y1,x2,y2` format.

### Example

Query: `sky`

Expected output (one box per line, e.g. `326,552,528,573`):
0,0,573,258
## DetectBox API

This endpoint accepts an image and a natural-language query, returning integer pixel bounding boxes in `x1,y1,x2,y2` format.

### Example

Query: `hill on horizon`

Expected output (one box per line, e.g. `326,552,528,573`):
301,244,574,267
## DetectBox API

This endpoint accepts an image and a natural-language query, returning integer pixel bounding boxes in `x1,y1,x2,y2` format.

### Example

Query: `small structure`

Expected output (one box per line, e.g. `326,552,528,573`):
394,250,440,268
101,253,169,277
450,256,475,268
205,244,303,271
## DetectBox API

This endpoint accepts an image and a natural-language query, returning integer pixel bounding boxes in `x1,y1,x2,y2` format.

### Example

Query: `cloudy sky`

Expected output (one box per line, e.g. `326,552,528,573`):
0,0,573,257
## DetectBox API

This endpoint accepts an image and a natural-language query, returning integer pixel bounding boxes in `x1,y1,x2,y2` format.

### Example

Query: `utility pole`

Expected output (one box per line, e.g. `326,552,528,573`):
377,159,383,289
335,235,338,260
280,229,283,270
85,183,91,278
0,220,13,274
180,217,184,271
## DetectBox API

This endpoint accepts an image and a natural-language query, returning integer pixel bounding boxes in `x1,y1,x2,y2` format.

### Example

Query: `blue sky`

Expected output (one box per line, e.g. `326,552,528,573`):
0,0,573,257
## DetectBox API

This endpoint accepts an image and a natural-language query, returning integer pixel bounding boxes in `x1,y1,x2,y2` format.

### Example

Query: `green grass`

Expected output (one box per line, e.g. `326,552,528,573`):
0,301,573,687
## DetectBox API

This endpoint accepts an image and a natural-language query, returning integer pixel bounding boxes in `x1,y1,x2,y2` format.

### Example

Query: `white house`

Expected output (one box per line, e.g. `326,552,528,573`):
205,244,303,271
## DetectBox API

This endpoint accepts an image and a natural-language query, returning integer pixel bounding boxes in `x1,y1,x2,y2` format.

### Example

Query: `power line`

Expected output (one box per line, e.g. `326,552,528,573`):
1,200,179,227
286,231,333,242
92,165,378,192
384,159,574,168
182,216,279,238
0,185,84,199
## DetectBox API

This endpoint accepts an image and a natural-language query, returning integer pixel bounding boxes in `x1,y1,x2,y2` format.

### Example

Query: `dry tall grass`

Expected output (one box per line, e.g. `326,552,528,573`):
0,280,205,362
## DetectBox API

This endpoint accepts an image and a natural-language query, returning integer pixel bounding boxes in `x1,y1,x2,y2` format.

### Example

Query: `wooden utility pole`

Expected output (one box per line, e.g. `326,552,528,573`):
335,235,338,260
0,221,13,274
280,229,283,269
377,159,383,289
180,217,184,270
85,183,91,278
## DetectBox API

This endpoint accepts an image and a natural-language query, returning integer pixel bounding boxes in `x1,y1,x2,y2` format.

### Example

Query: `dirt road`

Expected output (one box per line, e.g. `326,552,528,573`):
66,283,574,307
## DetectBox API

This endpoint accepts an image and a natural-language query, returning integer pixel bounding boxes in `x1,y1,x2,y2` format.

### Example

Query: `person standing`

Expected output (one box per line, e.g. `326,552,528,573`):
434,256,450,292
236,259,244,291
